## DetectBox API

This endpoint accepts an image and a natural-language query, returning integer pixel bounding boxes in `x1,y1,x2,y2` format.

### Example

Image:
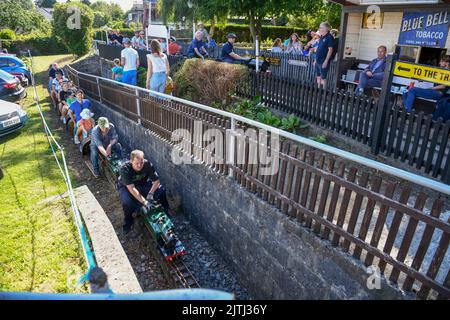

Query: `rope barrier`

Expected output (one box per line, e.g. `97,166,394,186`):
27,50,97,283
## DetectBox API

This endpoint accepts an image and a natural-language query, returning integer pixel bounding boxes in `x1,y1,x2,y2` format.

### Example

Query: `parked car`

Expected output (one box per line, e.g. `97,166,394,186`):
0,56,31,82
8,72,29,87
0,99,28,137
0,69,26,102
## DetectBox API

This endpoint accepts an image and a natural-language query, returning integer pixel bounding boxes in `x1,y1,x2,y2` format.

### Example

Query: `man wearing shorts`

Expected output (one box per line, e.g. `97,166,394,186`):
315,22,334,89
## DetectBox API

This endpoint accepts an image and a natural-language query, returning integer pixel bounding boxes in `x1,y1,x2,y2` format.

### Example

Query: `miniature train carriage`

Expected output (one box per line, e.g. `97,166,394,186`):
141,204,186,261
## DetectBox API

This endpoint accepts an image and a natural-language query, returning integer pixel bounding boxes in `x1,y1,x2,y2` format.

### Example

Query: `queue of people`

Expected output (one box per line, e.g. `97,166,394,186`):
47,62,172,236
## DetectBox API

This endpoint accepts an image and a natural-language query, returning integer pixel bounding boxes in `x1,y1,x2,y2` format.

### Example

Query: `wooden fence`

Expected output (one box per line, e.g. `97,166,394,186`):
237,72,450,184
97,43,338,87
66,65,450,300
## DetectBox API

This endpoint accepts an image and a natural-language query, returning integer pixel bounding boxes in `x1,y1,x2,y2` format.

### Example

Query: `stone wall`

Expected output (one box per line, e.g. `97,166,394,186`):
87,97,409,300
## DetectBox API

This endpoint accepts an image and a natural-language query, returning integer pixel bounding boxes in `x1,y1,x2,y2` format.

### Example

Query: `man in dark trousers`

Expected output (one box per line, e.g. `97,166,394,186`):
118,149,170,234
220,33,244,63
315,22,335,89
355,45,387,96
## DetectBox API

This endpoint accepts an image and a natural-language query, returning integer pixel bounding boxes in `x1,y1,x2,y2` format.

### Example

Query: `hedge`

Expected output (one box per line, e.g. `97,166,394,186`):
1,36,68,56
93,25,309,43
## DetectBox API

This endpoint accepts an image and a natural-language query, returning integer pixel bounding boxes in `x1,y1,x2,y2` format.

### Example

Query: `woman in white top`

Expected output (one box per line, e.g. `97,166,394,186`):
271,38,283,53
146,39,170,94
285,33,303,55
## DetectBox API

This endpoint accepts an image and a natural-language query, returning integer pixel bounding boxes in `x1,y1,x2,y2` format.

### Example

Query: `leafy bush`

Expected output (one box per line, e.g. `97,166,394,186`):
52,2,94,56
137,66,147,89
2,31,68,56
0,29,16,41
205,24,309,44
311,134,327,144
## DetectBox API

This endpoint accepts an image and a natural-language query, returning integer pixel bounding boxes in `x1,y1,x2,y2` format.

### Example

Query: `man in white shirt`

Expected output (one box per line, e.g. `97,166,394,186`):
120,38,140,85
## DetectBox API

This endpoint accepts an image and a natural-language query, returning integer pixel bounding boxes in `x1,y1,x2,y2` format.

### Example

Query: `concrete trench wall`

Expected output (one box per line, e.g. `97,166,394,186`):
87,97,408,300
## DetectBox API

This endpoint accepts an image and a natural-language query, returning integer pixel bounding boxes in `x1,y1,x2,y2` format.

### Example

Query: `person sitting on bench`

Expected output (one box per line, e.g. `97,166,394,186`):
90,117,122,178
355,45,387,96
220,33,245,64
402,56,450,112
117,149,170,234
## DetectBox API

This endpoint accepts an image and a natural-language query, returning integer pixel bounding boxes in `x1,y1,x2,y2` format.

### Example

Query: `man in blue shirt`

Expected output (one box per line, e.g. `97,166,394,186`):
355,46,387,96
188,31,209,59
90,117,122,178
220,33,244,64
315,22,335,88
69,89,90,124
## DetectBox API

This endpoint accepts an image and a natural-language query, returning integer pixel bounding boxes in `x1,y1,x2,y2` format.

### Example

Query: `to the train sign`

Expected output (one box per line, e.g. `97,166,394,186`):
394,61,450,86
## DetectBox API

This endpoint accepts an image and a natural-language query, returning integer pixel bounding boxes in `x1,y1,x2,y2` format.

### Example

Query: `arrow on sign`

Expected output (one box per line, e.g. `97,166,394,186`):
397,66,411,72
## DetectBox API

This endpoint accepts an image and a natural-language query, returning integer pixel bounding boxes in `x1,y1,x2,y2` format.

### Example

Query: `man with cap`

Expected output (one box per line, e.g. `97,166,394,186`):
118,149,171,234
220,33,244,64
121,37,139,85
90,117,122,178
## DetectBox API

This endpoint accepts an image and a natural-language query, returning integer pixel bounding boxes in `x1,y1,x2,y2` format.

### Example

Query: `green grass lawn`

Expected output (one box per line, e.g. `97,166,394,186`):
0,54,88,293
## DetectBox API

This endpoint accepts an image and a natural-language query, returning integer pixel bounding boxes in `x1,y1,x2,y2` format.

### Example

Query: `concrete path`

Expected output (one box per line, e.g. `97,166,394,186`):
74,185,142,293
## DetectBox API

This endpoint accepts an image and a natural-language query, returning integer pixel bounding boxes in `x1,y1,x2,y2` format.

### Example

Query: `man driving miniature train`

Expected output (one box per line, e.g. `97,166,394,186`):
118,149,170,234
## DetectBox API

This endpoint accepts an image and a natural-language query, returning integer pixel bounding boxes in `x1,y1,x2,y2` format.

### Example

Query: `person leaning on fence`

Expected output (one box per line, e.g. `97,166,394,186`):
88,267,113,294
90,117,122,178
146,40,170,94
131,30,140,48
118,149,171,234
355,45,387,96
220,33,244,64
315,22,335,89
111,58,123,82
271,38,283,53
120,38,139,86
285,33,303,55
402,56,450,112
187,31,209,59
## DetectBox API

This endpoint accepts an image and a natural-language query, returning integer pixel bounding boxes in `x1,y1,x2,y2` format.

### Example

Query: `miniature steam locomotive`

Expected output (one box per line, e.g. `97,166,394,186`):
80,136,186,261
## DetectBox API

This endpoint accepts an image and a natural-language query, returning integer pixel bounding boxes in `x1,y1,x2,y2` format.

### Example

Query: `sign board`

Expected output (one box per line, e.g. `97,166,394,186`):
398,11,449,48
147,24,170,54
288,60,308,67
393,61,450,86
242,54,281,66
147,24,169,39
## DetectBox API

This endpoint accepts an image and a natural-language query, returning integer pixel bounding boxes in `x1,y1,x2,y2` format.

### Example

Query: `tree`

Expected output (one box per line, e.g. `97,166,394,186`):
0,0,48,33
52,2,94,56
36,0,57,8
91,1,124,23
93,11,111,28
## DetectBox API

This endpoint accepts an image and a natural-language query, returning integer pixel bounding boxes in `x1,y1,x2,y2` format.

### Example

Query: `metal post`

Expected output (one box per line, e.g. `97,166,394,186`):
371,53,397,155
96,77,102,104
135,88,141,124
228,118,236,178
255,35,260,73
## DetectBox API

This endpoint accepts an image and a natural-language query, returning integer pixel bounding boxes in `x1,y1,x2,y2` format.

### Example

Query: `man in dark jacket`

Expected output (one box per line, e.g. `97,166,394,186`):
356,45,387,95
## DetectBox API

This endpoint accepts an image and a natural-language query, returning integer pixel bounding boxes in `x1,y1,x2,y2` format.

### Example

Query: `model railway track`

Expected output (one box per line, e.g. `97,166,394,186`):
168,259,200,288
83,157,200,289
